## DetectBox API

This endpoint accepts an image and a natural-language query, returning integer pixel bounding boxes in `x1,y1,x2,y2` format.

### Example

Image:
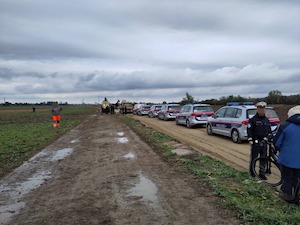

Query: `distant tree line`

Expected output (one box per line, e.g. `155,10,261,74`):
178,90,300,106
1,101,69,106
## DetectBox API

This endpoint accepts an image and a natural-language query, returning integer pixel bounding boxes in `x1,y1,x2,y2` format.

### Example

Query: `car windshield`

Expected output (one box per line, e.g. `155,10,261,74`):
155,106,162,110
247,108,279,119
193,106,213,112
168,106,180,110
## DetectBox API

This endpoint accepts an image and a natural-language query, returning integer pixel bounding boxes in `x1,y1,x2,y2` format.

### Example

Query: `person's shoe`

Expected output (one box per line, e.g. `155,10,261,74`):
279,191,294,202
259,174,267,180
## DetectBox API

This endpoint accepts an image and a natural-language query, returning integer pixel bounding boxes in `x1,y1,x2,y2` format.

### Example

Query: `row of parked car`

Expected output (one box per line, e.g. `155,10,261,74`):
132,102,281,144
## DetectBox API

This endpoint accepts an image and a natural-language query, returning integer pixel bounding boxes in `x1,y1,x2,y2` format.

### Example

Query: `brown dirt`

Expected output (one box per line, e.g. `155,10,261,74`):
0,113,241,225
132,114,250,171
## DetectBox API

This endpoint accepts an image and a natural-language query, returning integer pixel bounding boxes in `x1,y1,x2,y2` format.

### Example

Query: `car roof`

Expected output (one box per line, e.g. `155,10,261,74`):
186,103,211,106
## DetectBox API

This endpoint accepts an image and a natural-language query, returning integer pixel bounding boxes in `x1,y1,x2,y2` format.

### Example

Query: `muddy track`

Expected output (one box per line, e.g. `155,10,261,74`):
0,114,241,225
130,115,250,171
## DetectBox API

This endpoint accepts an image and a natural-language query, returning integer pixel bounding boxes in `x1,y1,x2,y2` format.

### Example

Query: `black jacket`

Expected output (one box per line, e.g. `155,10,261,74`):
247,113,272,141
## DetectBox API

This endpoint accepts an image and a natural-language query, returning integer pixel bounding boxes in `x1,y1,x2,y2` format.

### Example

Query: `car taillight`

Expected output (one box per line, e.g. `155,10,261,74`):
242,120,248,125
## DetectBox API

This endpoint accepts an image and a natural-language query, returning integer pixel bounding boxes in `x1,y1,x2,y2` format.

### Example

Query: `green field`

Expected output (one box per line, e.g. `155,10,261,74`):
0,105,95,178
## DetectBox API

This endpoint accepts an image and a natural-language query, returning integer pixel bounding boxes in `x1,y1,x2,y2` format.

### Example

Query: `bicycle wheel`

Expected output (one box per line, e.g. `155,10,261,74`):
252,157,282,186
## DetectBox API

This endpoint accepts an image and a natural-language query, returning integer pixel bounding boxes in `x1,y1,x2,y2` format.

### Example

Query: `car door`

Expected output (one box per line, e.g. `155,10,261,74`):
158,105,166,119
223,107,238,136
179,106,190,123
210,107,227,134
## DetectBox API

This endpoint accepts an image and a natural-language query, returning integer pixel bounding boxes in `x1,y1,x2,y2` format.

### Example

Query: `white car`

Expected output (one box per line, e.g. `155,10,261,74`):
157,104,181,121
176,103,214,128
206,102,280,143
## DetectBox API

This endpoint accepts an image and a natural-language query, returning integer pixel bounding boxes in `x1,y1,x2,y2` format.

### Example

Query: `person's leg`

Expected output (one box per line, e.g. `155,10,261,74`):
279,164,294,202
249,143,259,177
52,115,57,128
56,115,61,128
291,168,300,204
258,142,267,177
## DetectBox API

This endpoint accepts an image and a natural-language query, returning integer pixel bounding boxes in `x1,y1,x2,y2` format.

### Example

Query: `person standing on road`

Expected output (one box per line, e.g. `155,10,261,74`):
247,101,272,179
52,102,62,128
273,105,300,204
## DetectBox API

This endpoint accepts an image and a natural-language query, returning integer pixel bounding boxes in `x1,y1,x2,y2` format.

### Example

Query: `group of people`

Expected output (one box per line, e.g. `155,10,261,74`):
101,97,117,114
247,102,300,205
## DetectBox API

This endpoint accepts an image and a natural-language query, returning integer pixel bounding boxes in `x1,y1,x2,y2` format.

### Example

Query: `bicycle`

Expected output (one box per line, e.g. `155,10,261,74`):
251,137,282,186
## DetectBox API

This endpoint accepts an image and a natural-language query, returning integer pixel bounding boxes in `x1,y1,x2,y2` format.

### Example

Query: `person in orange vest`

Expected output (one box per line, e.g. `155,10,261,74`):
52,102,62,128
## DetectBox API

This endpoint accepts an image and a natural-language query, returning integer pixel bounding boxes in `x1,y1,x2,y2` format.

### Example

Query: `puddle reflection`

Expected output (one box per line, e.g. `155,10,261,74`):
127,172,159,207
50,148,73,161
114,137,129,143
124,152,135,159
0,171,52,224
117,132,124,136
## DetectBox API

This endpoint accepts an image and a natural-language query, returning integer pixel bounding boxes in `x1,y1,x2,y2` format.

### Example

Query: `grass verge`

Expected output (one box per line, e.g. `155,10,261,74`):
121,115,300,225
0,105,95,178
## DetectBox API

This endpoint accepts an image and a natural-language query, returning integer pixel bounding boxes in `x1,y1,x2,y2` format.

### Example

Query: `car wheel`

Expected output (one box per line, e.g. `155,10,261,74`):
186,120,192,128
231,129,241,143
207,124,213,135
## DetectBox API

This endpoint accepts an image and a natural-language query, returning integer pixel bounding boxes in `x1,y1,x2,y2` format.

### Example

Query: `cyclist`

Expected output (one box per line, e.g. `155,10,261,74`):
247,101,272,179
273,105,300,204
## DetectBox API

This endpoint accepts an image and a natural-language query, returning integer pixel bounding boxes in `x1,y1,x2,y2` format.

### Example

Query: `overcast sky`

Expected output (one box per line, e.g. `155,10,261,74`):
1,0,299,104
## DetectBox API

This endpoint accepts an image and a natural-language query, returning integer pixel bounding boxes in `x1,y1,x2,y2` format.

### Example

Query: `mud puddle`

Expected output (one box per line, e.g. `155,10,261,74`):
127,172,159,208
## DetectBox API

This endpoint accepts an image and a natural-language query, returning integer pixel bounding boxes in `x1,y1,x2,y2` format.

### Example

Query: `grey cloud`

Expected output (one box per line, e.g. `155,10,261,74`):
0,0,300,103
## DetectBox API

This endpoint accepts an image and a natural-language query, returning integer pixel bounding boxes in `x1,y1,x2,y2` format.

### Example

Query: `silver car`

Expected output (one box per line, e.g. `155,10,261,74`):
157,103,181,121
136,104,151,116
206,103,280,143
148,104,162,118
176,103,214,128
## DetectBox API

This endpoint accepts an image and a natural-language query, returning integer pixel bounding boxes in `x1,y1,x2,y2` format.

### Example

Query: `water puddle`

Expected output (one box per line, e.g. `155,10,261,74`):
50,148,73,161
70,138,79,144
127,172,159,207
0,202,25,224
0,171,52,224
124,152,135,159
114,137,129,143
117,132,124,136
29,151,49,162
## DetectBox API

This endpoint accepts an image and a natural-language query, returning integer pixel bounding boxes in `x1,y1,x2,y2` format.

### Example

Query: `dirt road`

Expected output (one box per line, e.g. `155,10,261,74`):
131,115,250,171
0,113,240,225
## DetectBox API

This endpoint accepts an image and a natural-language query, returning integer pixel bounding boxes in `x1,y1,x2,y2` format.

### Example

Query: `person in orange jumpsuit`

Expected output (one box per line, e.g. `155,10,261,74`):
52,102,62,128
